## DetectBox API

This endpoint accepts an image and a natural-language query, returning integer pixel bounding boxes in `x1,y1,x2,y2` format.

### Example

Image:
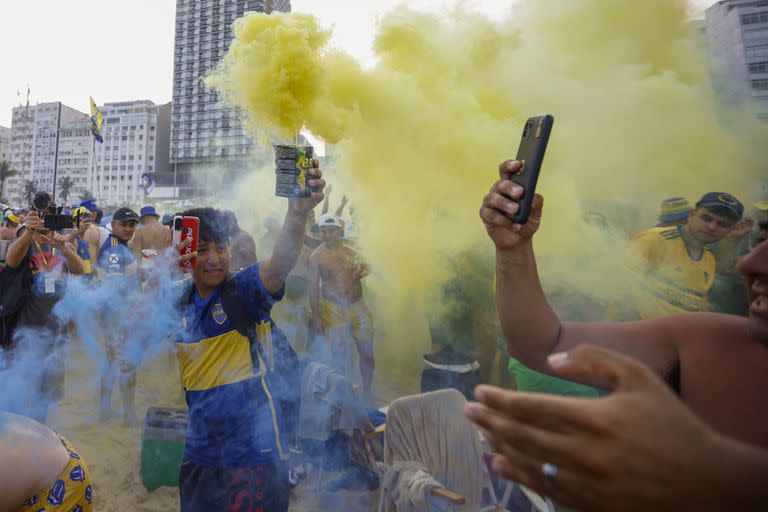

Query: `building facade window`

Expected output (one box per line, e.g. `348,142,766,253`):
742,12,768,25
749,60,768,73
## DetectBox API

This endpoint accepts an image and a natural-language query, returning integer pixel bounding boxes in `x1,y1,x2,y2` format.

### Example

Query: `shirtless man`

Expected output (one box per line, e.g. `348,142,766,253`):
0,412,94,511
129,206,170,271
473,159,768,445
464,160,768,509
309,213,374,398
224,210,258,271
1,210,21,241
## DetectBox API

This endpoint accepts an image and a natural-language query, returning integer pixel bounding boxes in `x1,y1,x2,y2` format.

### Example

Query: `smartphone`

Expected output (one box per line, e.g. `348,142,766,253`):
174,216,199,272
509,115,554,224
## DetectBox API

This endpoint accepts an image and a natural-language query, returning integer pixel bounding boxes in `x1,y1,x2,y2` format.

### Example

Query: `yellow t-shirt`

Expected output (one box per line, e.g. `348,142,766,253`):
630,226,715,318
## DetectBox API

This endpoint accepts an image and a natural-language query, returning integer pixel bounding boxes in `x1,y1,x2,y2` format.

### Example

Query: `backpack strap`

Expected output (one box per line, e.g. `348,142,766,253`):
219,273,266,374
219,275,253,337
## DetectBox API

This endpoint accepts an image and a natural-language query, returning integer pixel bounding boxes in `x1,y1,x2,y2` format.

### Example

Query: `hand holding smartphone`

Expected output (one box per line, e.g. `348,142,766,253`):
174,216,199,273
508,115,554,224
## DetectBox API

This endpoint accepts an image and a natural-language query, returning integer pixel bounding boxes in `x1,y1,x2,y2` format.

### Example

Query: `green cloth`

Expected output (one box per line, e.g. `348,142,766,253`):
507,357,599,398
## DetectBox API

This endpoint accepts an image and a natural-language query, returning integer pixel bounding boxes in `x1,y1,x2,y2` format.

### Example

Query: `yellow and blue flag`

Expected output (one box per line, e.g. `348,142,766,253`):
90,97,104,143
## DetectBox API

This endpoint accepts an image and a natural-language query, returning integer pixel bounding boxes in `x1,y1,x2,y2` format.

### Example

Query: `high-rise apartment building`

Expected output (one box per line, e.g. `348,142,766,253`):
170,0,291,195
4,100,171,207
0,127,10,165
705,0,768,119
92,100,172,206
56,119,93,204
6,102,88,205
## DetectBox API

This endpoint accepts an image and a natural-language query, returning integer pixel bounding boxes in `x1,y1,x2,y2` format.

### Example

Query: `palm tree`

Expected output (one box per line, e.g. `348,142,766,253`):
22,180,37,206
79,189,95,202
58,176,75,205
0,160,18,202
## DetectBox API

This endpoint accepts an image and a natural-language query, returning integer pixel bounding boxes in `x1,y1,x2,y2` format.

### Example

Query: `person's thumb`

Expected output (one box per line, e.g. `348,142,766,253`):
529,193,544,222
546,344,658,392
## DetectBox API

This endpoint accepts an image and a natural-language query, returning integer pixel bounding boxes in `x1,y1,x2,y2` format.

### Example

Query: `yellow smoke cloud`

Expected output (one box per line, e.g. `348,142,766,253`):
207,0,768,388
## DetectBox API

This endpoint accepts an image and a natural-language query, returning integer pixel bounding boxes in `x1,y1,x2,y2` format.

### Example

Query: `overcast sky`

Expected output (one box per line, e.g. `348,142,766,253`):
0,0,718,128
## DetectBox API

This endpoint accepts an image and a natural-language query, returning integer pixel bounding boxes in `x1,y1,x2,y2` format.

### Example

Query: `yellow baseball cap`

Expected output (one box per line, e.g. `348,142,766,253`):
72,207,92,219
754,200,768,212
4,211,21,225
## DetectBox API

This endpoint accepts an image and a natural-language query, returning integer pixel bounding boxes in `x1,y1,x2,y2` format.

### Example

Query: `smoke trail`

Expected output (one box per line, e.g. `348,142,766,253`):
0,251,187,423
207,0,767,380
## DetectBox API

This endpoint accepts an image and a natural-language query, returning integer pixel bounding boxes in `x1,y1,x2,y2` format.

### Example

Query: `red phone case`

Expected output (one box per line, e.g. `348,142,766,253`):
179,216,199,272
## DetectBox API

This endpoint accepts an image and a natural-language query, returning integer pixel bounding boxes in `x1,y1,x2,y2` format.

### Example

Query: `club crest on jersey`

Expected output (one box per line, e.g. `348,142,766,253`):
70,465,86,482
48,479,65,506
212,302,227,325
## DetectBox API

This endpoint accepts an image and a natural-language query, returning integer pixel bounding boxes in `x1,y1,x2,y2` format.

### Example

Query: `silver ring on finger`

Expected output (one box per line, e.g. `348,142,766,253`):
541,462,558,486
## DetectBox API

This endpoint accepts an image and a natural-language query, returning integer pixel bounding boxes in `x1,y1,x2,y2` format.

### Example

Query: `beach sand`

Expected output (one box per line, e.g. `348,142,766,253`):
48,334,403,511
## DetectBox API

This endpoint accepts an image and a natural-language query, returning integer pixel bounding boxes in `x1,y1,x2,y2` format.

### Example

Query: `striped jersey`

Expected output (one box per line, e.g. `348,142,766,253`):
630,226,715,318
75,236,93,278
97,234,134,276
175,263,286,468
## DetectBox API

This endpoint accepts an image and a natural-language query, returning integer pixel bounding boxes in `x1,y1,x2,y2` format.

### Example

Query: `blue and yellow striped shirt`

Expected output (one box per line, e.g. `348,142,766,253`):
175,263,286,468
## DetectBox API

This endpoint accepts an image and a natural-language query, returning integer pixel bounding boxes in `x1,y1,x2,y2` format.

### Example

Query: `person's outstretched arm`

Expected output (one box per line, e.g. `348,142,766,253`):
335,194,348,217
466,345,768,512
481,160,676,377
260,161,326,294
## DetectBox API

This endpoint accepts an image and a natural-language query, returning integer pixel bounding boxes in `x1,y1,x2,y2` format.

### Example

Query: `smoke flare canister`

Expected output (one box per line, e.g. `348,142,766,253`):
274,144,314,198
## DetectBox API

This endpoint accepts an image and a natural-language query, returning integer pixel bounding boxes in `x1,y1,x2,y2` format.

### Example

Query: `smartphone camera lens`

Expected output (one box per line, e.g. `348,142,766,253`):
523,121,533,139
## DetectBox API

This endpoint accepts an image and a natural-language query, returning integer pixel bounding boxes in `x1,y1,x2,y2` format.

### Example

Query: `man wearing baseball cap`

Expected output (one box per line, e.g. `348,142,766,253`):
96,206,141,424
0,210,21,241
64,207,98,281
80,199,110,253
630,192,743,318
308,213,375,400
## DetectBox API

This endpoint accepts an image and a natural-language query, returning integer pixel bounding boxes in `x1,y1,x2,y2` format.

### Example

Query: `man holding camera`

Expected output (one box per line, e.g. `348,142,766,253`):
4,194,84,423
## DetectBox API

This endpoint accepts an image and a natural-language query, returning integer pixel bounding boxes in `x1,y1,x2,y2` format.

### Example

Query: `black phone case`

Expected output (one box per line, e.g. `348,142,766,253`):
510,115,554,224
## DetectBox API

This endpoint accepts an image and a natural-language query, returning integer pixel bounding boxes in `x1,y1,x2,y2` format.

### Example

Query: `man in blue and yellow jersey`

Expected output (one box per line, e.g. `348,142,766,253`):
96,207,140,424
174,162,325,512
631,192,743,319
65,207,99,281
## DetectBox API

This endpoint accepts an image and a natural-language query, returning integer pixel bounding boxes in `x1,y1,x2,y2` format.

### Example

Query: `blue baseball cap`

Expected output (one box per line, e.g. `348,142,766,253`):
161,213,173,226
112,207,139,223
695,192,744,220
140,205,159,218
80,199,98,212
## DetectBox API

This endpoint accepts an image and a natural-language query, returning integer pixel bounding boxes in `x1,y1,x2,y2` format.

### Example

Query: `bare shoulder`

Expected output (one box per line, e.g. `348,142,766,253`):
310,244,327,263
85,226,100,244
0,413,69,508
669,312,751,344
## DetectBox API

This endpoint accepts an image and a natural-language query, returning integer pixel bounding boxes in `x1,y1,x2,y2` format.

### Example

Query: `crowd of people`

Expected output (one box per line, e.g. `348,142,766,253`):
0,152,767,511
